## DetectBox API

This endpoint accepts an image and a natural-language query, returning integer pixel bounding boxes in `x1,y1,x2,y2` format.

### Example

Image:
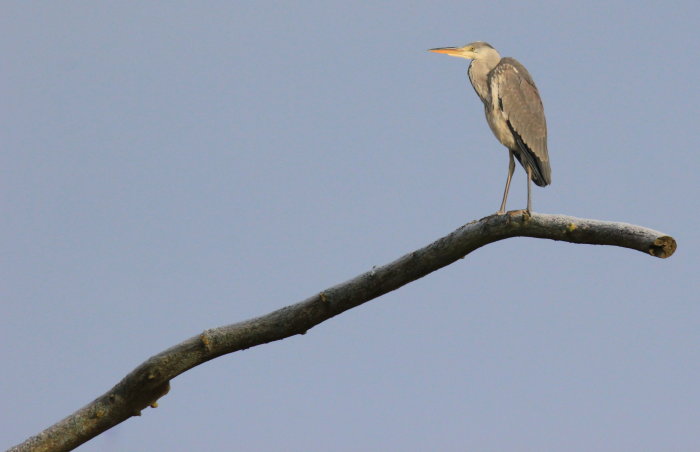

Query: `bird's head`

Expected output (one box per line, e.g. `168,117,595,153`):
429,41,498,60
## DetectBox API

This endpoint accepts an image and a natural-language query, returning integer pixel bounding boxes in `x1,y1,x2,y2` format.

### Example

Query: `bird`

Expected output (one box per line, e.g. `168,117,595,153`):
429,42,551,214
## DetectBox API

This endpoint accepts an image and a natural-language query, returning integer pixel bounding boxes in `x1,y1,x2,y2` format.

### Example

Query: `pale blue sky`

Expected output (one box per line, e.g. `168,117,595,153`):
2,1,698,450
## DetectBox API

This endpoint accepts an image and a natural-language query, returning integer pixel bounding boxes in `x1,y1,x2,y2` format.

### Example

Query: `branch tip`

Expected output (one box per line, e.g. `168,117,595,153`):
649,235,677,258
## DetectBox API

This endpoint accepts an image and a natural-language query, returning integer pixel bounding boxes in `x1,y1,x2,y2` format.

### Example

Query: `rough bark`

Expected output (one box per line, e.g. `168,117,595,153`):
8,211,676,452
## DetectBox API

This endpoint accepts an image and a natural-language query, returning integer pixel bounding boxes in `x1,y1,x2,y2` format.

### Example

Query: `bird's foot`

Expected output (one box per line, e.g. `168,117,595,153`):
515,209,532,220
502,209,532,219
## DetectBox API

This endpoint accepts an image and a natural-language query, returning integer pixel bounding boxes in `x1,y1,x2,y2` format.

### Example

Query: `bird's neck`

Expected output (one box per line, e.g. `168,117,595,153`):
468,59,496,104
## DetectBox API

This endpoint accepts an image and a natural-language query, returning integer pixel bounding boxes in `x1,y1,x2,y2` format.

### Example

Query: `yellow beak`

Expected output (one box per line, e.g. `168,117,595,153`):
428,47,462,56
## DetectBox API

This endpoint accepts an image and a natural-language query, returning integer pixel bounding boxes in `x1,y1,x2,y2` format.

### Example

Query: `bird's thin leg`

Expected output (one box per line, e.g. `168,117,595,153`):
498,150,516,214
526,166,533,214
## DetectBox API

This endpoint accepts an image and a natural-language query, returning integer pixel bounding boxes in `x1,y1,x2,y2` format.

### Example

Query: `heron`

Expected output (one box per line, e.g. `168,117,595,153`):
429,42,551,214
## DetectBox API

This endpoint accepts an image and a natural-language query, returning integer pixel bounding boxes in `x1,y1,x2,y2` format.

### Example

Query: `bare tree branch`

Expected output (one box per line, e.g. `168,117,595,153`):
9,211,676,452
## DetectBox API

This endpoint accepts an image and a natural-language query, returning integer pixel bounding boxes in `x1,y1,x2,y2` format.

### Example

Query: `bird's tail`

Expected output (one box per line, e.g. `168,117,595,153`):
532,159,551,187
514,151,551,187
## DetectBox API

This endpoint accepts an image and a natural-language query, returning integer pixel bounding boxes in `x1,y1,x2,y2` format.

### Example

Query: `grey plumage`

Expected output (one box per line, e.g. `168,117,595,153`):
430,41,551,213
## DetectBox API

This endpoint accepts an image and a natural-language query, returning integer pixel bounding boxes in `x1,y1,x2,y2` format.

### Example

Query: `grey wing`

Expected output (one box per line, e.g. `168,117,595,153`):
490,57,551,186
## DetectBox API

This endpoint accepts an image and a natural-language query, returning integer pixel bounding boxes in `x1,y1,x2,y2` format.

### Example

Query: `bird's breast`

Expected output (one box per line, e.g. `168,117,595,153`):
484,104,516,150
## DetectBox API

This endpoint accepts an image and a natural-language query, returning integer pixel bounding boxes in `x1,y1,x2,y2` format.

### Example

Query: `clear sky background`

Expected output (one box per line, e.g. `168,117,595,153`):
2,1,698,451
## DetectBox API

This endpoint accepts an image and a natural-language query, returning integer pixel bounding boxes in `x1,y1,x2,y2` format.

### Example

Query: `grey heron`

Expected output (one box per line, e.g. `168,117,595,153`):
429,42,551,213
